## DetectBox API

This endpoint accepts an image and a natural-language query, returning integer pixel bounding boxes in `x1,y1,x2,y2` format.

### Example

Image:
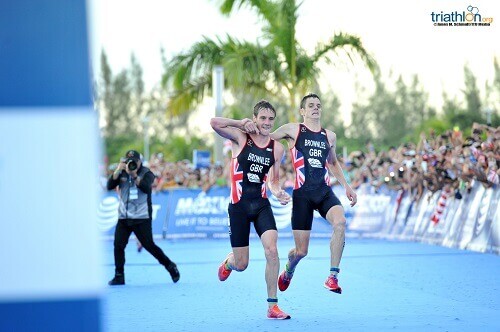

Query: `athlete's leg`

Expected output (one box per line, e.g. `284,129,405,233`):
287,230,311,271
287,190,314,274
229,246,249,271
260,229,279,302
222,201,250,274
325,205,346,272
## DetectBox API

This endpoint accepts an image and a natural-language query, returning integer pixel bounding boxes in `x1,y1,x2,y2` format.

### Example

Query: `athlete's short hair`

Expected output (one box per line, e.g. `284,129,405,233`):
300,93,321,109
253,100,276,117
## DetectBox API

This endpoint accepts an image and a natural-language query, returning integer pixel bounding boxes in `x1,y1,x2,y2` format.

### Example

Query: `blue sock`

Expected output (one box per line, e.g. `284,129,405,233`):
267,298,278,307
330,267,340,276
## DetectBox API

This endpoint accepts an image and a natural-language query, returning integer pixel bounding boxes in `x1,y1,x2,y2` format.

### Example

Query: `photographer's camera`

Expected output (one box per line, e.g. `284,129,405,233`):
127,159,138,171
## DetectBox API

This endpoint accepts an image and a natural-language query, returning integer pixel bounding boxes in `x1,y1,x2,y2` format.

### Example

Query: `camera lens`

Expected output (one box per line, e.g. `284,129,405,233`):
127,160,138,171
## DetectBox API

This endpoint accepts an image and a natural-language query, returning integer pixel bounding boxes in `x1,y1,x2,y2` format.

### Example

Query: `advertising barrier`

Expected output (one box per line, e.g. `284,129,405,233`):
161,187,353,239
97,190,170,237
348,181,499,255
98,185,354,239
97,181,498,254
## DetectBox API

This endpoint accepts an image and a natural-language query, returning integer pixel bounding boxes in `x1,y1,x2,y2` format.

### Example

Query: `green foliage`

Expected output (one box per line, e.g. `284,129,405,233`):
349,72,426,148
105,134,210,165
347,60,498,153
410,117,450,142
162,0,376,122
463,64,482,116
97,9,499,164
440,64,487,130
160,135,210,162
98,50,135,137
104,134,142,164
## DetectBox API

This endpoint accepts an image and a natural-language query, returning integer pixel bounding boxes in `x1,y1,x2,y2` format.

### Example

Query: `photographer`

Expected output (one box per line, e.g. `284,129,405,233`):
107,150,180,285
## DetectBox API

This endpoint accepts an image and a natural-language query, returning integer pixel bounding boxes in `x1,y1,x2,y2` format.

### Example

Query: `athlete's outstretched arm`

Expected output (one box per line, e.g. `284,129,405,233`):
268,141,291,205
210,117,257,143
270,123,298,148
326,131,357,207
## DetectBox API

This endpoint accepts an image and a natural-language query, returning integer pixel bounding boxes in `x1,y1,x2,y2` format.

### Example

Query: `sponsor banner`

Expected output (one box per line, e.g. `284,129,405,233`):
421,189,459,245
400,194,427,240
467,186,498,252
193,150,211,169
441,189,472,249
458,183,486,250
440,196,462,239
162,186,351,239
349,184,396,233
342,181,497,255
97,181,499,255
488,195,500,254
413,192,439,241
164,187,231,239
387,192,412,238
98,190,170,236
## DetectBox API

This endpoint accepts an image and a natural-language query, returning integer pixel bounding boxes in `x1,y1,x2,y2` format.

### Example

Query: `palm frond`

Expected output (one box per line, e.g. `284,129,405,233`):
312,32,379,74
218,0,279,29
162,35,286,116
167,74,211,116
270,0,299,67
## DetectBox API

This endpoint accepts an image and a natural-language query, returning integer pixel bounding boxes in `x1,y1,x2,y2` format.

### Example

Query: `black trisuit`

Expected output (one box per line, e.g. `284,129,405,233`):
228,134,277,247
290,124,342,230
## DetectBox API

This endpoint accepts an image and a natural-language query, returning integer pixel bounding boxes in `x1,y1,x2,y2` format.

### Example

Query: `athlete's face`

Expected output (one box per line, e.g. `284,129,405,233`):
300,97,321,119
253,108,275,135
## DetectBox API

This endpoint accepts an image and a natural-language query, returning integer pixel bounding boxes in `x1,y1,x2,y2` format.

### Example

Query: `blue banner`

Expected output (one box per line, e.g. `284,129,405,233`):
163,186,352,239
193,150,211,169
98,190,171,237
164,187,230,239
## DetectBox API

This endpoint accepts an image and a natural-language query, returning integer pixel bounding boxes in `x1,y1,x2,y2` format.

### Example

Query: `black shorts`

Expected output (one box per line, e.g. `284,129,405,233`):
291,185,342,231
228,197,277,247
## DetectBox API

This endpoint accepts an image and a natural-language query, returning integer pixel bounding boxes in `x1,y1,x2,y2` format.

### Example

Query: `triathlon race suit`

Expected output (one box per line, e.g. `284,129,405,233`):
228,134,277,247
291,124,342,230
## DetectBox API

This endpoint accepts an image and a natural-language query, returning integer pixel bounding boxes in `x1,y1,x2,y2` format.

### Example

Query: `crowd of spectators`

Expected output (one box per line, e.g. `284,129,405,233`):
340,122,499,201
103,123,499,201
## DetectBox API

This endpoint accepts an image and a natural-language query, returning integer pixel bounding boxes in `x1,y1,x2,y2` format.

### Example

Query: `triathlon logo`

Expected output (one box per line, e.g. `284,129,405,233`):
431,5,493,26
247,139,253,146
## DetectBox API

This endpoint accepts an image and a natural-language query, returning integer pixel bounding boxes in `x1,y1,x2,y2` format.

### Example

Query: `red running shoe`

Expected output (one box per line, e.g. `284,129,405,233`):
324,274,342,293
218,255,232,281
278,270,293,291
267,305,291,320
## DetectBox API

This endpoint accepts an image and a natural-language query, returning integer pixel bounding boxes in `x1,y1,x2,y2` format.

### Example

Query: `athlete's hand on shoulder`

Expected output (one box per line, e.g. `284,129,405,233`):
346,186,357,207
274,189,291,205
241,118,260,134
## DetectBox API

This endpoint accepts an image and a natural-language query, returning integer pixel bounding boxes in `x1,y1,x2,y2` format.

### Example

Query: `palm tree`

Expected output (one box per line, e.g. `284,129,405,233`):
162,0,377,122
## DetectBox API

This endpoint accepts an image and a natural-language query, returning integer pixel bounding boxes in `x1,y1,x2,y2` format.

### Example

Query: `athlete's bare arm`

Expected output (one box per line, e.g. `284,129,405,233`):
268,141,291,205
210,117,257,149
270,123,299,149
325,130,357,207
